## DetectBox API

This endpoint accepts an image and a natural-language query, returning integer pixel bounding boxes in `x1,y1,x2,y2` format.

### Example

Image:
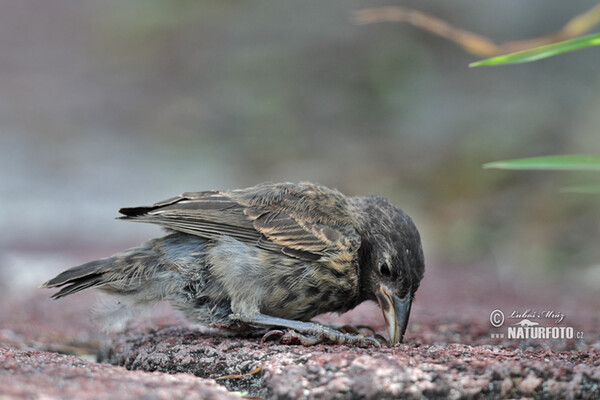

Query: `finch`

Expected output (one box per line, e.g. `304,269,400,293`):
44,182,424,346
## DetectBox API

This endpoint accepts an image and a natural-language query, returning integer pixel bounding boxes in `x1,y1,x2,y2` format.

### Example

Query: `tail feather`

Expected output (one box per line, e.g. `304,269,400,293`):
43,258,116,299
49,275,105,299
43,233,206,304
43,258,114,287
42,233,209,331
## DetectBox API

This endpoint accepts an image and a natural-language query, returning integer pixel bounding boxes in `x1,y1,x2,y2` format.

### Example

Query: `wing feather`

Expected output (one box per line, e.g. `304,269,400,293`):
119,183,361,261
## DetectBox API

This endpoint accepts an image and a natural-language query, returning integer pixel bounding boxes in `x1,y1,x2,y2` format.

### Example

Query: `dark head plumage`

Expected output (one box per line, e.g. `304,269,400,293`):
351,195,425,344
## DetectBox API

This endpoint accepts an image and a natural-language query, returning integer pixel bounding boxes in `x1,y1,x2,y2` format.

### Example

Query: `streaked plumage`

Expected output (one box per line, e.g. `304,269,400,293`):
44,182,425,346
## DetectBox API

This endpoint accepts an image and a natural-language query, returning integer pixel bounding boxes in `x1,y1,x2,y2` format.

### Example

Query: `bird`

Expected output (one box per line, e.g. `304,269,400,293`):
43,182,425,347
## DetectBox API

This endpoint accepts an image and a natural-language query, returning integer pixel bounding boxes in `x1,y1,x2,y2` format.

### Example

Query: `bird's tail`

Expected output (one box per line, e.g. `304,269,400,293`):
43,243,162,300
43,233,207,330
43,257,118,299
43,233,206,300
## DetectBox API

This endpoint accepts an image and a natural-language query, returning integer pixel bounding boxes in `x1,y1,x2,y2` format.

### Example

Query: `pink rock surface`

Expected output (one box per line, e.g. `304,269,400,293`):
104,325,600,399
1,263,599,399
0,347,238,400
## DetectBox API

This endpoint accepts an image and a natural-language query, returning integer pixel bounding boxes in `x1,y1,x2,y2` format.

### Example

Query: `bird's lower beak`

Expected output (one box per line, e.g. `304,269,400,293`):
375,284,412,346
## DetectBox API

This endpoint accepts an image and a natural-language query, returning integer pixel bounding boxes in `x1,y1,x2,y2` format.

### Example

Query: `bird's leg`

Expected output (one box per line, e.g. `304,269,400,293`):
232,313,383,347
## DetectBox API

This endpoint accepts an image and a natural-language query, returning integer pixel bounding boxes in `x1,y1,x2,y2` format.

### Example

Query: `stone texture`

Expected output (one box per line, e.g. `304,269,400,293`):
0,347,238,400
2,263,599,399
104,325,600,399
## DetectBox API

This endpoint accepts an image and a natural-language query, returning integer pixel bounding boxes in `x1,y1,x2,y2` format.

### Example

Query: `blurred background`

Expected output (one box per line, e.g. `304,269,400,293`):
1,0,599,300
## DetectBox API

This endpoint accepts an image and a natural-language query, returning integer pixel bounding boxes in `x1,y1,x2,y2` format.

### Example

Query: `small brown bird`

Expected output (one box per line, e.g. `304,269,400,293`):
44,182,424,346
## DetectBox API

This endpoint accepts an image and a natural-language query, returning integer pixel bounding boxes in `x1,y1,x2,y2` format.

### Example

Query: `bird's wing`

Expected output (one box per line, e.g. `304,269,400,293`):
119,182,361,261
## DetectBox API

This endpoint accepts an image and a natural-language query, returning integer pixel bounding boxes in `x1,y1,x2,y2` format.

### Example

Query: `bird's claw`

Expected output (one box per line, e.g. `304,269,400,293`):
324,323,377,335
261,328,383,348
261,329,284,345
373,333,390,347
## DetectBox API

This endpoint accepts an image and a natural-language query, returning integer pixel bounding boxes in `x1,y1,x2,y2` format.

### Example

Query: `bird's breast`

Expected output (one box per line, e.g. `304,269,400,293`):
260,253,360,321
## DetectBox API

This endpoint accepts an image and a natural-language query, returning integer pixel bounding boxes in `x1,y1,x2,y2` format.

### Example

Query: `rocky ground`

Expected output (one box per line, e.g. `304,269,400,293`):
1,262,599,399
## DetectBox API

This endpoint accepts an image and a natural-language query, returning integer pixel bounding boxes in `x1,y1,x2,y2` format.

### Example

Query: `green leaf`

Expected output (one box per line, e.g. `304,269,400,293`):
483,155,600,171
470,32,600,67
561,184,600,194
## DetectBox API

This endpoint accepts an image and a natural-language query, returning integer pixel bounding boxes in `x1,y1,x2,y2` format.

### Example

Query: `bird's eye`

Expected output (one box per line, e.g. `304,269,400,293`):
379,262,391,277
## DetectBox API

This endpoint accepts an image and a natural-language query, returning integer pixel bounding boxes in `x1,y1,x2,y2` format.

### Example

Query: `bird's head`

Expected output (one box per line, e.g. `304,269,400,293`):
351,196,425,345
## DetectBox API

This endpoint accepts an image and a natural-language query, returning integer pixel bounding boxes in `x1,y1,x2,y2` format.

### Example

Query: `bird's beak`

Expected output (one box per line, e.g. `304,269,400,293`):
375,284,412,346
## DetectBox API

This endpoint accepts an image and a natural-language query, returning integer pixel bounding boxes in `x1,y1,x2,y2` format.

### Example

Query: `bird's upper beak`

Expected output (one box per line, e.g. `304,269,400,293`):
375,284,412,346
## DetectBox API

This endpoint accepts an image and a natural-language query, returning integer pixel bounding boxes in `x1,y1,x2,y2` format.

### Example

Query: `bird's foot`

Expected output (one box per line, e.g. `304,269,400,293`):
261,329,318,346
261,328,384,347
234,312,387,347
323,323,377,335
